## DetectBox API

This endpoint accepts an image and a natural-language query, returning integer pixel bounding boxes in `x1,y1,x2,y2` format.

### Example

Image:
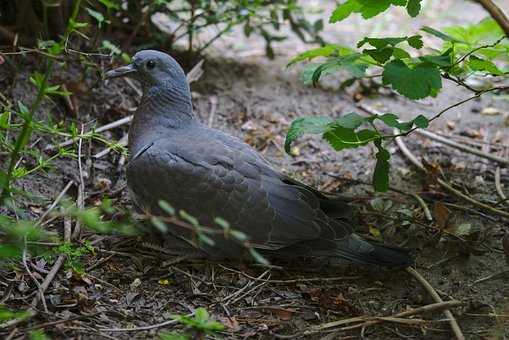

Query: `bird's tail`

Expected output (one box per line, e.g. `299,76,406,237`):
335,234,414,267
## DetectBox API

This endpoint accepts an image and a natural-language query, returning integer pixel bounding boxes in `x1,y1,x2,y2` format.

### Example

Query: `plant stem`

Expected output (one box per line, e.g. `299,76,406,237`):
0,61,53,204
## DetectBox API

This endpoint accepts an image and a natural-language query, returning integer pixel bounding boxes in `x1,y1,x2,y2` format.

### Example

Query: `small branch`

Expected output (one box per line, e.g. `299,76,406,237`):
475,0,509,37
37,180,74,226
414,129,509,167
495,167,507,205
406,267,465,340
98,314,194,332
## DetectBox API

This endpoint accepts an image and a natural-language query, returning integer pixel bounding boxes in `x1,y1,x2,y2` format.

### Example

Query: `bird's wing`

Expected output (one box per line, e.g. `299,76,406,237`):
127,129,351,253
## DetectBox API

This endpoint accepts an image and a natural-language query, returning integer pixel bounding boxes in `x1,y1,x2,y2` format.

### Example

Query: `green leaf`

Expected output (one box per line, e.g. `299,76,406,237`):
285,116,332,152
413,115,429,128
419,53,452,67
198,233,215,247
468,55,503,75
86,8,104,24
330,0,363,23
310,54,367,84
363,48,393,63
392,47,411,59
98,0,119,10
406,0,422,17
373,141,390,192
407,35,423,49
194,308,209,323
0,244,21,258
421,26,464,43
382,60,442,99
249,248,270,265
150,216,168,233
289,44,354,66
158,200,176,215
358,0,392,19
324,127,379,151
0,111,10,129
179,210,199,227
333,112,366,129
358,36,407,48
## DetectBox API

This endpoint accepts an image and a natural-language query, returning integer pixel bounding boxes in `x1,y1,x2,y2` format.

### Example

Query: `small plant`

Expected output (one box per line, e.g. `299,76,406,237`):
54,241,95,275
286,1,509,192
160,307,225,340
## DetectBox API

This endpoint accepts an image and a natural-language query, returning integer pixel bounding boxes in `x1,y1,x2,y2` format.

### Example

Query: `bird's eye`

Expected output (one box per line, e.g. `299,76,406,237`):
146,60,156,70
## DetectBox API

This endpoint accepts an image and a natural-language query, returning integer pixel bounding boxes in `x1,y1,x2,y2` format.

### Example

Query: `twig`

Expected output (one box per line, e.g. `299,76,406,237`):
414,129,509,166
411,193,433,221
98,313,194,332
475,0,509,36
495,167,507,205
223,270,270,306
406,267,465,340
471,269,509,285
186,59,204,84
218,265,359,283
207,95,218,128
394,131,509,219
306,300,462,334
37,180,74,226
31,216,72,308
23,239,48,313
72,124,85,239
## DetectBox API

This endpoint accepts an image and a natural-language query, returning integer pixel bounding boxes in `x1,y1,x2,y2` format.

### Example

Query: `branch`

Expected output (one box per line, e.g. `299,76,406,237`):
475,0,509,37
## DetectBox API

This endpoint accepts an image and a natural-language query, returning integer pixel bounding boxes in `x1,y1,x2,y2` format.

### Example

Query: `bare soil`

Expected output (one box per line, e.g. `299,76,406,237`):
1,0,509,339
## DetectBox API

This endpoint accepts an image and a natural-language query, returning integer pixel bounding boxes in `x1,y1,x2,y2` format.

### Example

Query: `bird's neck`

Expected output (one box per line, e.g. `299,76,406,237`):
128,81,197,157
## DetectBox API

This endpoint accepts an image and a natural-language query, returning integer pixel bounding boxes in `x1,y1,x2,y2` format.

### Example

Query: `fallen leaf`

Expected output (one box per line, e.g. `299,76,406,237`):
433,202,450,229
274,308,294,321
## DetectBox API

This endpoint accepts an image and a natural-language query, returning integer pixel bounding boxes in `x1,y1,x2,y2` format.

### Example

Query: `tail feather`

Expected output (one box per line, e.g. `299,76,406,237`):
337,234,414,267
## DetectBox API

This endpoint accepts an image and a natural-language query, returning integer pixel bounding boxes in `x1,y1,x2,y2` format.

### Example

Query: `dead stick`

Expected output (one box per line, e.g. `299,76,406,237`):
406,267,465,340
37,180,74,226
394,131,509,219
308,300,462,332
495,167,507,205
414,129,509,166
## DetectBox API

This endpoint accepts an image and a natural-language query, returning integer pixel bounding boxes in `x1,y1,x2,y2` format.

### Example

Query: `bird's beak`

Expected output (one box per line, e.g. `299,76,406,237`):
104,64,136,79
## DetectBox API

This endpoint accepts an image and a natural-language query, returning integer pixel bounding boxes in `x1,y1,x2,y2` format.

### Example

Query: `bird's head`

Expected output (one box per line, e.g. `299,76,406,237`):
104,50,187,89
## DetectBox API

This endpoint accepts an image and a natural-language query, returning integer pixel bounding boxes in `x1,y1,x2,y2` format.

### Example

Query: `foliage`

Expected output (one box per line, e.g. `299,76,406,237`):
1,0,324,58
286,3,509,191
159,307,224,339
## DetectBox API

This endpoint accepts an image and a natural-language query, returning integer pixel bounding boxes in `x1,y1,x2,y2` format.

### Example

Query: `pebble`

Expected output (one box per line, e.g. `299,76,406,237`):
481,107,501,116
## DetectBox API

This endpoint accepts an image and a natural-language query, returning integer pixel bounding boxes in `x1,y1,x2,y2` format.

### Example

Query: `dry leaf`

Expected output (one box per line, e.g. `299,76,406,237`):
433,202,450,229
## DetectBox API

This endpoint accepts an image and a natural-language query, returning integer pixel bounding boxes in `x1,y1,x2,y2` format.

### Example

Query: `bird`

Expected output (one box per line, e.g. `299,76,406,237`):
104,50,413,267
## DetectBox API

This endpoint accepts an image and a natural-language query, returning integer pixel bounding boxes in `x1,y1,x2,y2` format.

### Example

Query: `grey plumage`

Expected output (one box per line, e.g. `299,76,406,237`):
105,50,413,267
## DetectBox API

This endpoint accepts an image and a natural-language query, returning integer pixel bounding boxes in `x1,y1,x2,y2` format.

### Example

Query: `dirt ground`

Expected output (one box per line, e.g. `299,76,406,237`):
1,0,509,339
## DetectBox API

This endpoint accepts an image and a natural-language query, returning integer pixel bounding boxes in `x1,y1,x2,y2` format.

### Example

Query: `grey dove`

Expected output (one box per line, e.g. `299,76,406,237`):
105,50,413,266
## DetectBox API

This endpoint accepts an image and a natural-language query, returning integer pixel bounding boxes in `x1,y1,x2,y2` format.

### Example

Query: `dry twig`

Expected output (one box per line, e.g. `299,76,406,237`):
406,267,465,340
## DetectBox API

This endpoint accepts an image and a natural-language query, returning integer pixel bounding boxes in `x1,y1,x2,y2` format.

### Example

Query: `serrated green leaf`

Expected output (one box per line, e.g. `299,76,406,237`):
364,47,394,63
407,35,423,49
310,54,367,84
330,0,363,23
358,36,407,48
382,60,442,99
406,0,422,17
324,126,379,151
468,55,503,75
392,47,411,59
413,115,429,128
419,53,452,67
357,0,392,19
333,112,366,129
284,116,332,152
